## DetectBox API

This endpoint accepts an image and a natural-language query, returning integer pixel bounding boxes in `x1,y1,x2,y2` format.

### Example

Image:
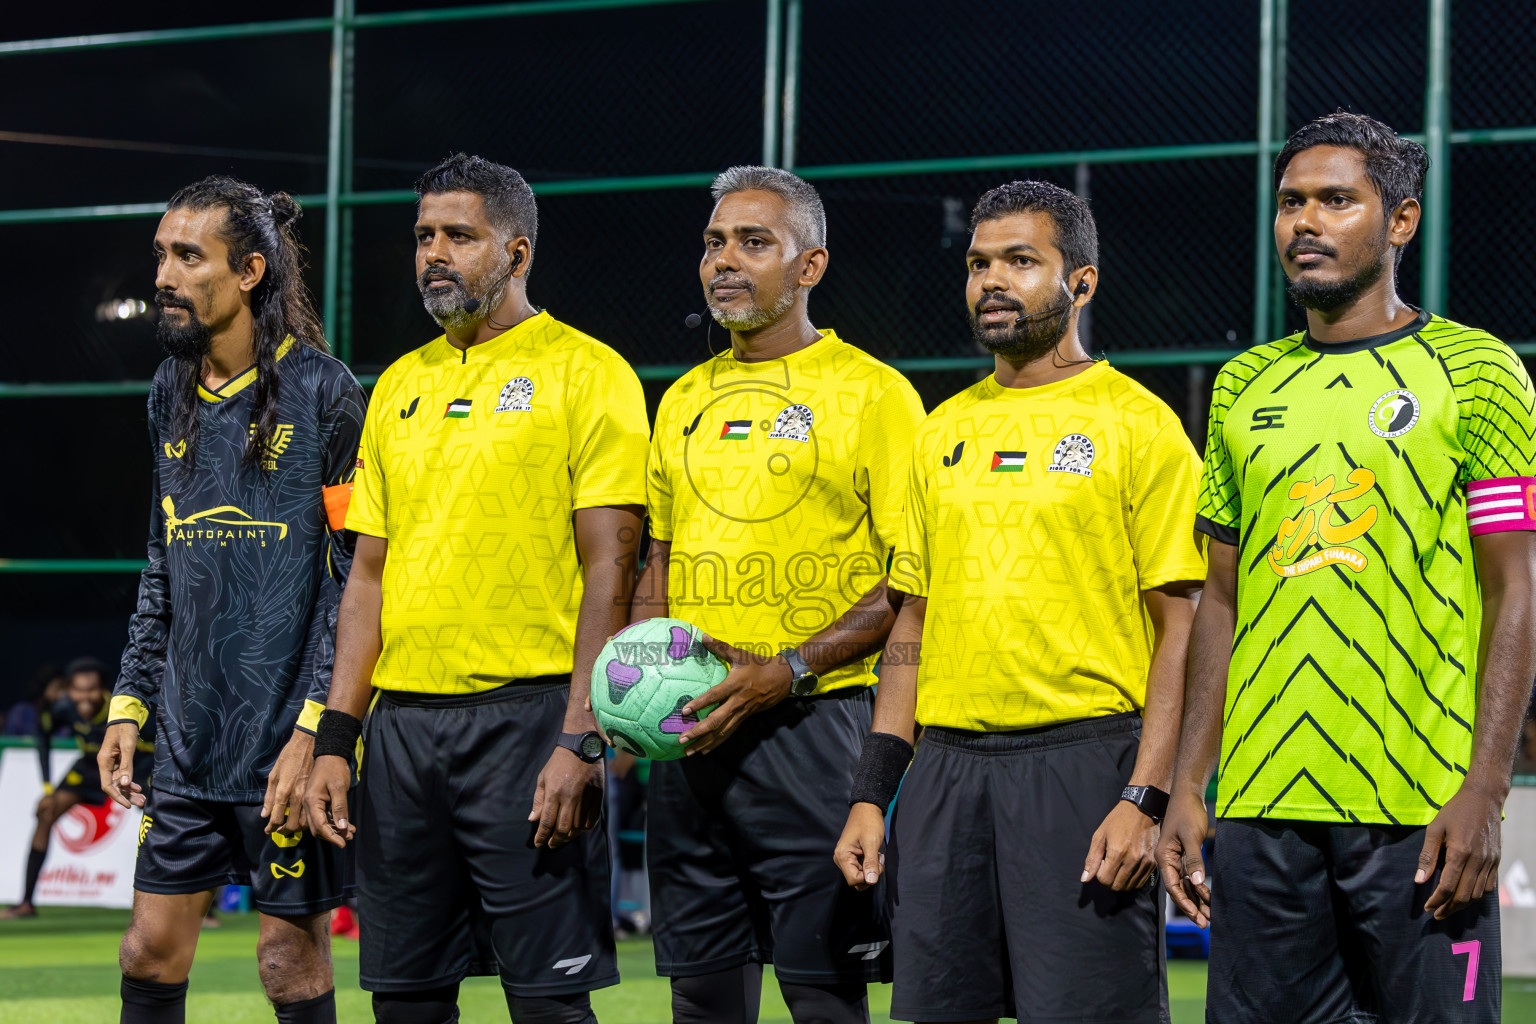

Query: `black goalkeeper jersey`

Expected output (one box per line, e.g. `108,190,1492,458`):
110,340,366,802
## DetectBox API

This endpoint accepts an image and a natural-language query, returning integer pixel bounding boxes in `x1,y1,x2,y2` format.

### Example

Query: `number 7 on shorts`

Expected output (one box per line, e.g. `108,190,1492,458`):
1452,940,1481,1002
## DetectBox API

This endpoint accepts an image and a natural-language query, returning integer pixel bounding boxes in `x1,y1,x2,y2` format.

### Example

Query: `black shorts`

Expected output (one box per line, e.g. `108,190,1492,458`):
887,712,1166,1024
57,752,152,806
646,686,889,984
356,682,618,997
1207,818,1500,1023
134,789,350,916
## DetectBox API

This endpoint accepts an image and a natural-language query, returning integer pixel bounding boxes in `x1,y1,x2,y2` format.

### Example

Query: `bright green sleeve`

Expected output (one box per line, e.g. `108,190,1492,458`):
1195,363,1242,545
1458,340,1536,485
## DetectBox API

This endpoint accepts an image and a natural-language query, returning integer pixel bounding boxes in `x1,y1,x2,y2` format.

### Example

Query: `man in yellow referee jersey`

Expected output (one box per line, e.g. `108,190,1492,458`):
304,154,648,1024
835,180,1206,1023
630,166,924,1024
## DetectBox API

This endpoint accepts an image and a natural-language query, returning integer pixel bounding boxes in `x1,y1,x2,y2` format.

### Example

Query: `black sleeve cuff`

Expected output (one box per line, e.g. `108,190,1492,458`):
1194,515,1239,546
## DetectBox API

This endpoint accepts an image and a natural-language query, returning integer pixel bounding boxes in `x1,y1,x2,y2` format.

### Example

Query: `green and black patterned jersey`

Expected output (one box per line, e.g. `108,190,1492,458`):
1197,310,1536,825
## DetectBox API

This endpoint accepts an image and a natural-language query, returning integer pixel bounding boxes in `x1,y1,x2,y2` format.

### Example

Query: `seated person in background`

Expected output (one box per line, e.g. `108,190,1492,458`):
2,666,67,738
1,657,154,919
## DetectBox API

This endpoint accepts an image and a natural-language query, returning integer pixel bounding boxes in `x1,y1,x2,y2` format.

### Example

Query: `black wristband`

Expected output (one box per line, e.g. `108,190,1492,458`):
849,731,915,814
313,709,362,763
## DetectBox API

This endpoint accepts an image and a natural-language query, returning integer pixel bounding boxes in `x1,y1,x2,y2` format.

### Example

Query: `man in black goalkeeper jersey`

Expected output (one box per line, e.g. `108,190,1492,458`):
96,177,366,1024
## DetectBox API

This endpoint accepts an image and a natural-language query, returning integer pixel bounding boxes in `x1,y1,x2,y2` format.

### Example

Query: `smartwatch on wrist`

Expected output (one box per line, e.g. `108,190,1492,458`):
558,731,606,764
1120,784,1170,822
779,647,819,697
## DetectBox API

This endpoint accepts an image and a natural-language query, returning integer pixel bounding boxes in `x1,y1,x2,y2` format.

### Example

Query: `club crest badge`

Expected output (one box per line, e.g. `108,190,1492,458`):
1368,389,1419,439
495,376,534,413
768,403,814,442
1047,433,1096,477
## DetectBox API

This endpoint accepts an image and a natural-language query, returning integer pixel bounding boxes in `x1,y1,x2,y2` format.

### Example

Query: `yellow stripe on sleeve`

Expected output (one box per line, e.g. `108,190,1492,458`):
295,699,326,735
108,695,149,730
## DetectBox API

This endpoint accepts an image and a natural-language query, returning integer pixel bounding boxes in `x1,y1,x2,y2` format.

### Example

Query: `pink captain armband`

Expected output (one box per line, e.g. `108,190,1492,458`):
1465,477,1536,536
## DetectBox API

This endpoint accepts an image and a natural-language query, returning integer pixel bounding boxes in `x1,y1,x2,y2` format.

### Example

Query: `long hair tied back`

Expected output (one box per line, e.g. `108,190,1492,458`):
165,176,327,471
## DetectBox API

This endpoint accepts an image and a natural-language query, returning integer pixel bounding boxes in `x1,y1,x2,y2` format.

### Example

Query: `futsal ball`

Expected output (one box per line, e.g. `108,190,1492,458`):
590,617,727,760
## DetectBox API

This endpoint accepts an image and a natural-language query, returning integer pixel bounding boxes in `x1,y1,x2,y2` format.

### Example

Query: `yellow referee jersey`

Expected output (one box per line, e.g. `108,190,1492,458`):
348,311,649,694
648,331,925,694
892,362,1205,731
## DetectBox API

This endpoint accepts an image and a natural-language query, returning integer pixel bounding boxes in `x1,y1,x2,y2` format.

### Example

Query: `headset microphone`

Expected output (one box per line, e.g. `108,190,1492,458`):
1013,278,1085,326
685,310,720,357
462,252,522,314
1007,276,1099,368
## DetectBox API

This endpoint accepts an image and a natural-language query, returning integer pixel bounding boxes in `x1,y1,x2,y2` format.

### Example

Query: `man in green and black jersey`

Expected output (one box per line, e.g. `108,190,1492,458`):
1159,112,1536,1023
96,177,366,1024
1,658,153,920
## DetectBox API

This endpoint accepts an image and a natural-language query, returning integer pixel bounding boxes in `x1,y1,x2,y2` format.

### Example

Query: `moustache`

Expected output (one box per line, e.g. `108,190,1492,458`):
154,290,192,310
708,275,754,296
418,267,466,291
1286,240,1337,259
972,295,1025,318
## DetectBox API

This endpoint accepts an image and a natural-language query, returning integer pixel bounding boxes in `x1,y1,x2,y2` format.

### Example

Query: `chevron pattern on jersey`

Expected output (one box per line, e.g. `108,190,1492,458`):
1197,313,1536,825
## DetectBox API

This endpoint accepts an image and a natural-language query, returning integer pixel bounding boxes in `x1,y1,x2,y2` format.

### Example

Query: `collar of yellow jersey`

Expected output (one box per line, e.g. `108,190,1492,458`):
708,328,840,390
431,310,552,365
197,336,297,403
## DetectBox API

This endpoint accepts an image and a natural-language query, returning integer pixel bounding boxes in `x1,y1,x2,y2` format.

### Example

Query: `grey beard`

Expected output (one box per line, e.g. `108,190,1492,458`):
421,262,511,331
709,286,798,331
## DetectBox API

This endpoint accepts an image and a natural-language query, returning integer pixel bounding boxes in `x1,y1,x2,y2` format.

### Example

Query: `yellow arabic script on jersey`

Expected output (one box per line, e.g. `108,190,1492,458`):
1267,468,1378,578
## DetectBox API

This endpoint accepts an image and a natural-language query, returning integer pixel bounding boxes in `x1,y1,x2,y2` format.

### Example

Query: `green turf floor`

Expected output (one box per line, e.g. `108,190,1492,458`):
1,907,1533,1022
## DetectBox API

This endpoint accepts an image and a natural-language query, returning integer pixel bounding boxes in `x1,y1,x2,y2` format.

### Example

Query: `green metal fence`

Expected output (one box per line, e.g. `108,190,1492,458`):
2,0,1532,575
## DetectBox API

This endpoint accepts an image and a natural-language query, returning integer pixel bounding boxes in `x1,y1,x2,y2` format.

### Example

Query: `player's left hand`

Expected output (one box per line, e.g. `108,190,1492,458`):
676,640,794,756
529,747,604,849
1417,779,1503,920
1082,799,1159,891
262,729,315,834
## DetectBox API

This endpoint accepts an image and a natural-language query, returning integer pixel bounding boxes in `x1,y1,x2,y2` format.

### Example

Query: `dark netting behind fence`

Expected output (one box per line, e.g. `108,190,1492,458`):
1,0,1533,578
795,0,1258,163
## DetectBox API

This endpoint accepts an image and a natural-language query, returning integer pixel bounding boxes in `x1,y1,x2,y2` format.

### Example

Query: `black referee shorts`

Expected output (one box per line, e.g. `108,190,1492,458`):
1207,818,1500,1023
646,685,890,984
356,681,618,997
887,711,1166,1024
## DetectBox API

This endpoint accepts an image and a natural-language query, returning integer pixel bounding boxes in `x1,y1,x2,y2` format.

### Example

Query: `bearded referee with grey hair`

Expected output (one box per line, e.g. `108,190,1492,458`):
631,166,925,1024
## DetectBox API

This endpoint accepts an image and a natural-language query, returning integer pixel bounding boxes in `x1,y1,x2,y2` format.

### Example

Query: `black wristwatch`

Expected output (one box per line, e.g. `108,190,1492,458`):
780,647,819,697
558,731,606,764
1120,784,1170,822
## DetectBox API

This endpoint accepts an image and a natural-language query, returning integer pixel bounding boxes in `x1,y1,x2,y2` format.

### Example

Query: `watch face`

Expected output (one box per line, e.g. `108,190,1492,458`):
579,733,605,761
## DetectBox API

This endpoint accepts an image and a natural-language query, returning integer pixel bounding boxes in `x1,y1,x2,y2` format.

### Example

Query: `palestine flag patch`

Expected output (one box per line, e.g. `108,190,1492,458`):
720,420,752,440
445,398,473,419
990,450,1027,472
